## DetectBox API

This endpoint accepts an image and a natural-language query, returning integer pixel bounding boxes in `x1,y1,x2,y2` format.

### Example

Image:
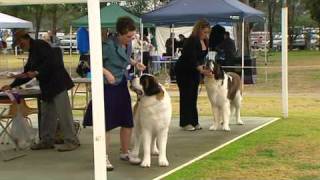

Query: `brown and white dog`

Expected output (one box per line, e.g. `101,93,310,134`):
129,74,172,167
204,60,243,131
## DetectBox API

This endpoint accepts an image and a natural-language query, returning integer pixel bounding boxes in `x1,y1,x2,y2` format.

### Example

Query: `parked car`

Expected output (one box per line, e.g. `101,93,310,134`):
60,36,77,53
269,34,307,50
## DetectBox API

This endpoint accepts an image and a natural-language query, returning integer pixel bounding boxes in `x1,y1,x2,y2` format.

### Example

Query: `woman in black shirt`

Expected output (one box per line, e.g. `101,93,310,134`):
175,19,212,131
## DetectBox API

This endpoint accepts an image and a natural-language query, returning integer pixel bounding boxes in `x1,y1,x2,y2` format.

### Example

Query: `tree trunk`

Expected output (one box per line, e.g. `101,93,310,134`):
34,5,44,39
268,1,276,49
288,0,295,51
51,5,58,36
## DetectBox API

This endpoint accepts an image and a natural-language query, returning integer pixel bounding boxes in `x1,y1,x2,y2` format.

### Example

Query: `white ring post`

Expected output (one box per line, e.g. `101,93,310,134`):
281,4,289,118
69,25,72,55
241,20,245,88
87,0,107,179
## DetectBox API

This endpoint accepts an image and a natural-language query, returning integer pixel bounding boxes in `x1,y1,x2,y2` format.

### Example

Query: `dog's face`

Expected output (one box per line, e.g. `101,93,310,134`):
130,74,163,98
205,60,224,80
130,75,144,96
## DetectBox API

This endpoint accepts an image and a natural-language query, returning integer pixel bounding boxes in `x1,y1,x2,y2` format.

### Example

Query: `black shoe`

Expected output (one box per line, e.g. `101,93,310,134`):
31,142,54,150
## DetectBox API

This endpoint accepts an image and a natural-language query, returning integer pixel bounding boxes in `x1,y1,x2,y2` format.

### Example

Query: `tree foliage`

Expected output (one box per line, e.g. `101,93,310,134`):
303,0,320,25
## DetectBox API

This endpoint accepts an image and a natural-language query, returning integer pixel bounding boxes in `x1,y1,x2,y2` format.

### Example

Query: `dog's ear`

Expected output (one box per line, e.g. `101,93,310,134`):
214,62,224,80
140,75,162,97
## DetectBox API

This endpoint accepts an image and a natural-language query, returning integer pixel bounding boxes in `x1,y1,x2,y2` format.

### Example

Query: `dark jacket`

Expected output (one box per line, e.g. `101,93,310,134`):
10,39,74,101
175,36,207,75
216,37,236,60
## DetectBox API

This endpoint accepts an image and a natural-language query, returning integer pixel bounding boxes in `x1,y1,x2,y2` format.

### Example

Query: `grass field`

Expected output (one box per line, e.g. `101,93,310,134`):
165,50,320,180
0,50,319,179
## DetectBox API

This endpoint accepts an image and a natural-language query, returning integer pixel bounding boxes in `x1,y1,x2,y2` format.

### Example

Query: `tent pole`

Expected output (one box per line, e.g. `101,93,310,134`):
281,3,289,118
69,25,73,77
264,19,268,82
87,0,107,180
241,20,245,88
171,24,175,58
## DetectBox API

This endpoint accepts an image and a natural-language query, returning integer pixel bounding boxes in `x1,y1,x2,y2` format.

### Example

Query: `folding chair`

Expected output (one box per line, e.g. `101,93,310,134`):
0,99,36,145
0,102,16,145
0,98,36,161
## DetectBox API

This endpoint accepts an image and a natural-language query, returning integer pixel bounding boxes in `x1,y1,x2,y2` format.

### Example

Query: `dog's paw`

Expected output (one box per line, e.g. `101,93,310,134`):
159,158,169,167
237,120,244,125
209,125,218,131
129,156,141,165
140,160,151,168
222,126,231,131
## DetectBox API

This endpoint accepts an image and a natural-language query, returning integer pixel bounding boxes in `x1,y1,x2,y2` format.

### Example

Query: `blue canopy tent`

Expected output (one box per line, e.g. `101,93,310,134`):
142,0,265,85
142,0,264,25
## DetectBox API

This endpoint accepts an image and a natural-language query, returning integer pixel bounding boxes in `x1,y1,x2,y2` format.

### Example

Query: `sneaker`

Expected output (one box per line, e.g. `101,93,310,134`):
106,155,114,171
182,125,196,131
30,142,54,150
57,143,80,152
120,152,129,161
194,124,202,130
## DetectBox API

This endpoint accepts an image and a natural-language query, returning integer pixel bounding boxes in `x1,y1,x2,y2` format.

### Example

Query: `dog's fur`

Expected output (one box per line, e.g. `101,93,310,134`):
204,61,243,131
129,74,172,167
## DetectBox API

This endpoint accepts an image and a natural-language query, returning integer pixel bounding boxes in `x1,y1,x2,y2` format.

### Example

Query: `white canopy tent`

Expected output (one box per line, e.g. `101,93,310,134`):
0,1,289,180
155,26,234,55
0,12,33,29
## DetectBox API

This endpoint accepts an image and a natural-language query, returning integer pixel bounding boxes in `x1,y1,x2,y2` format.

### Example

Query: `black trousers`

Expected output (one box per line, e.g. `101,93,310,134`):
176,70,200,127
142,52,151,73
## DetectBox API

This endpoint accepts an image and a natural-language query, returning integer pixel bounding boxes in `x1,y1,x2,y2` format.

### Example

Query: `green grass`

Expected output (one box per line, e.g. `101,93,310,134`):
165,106,320,180
164,50,320,180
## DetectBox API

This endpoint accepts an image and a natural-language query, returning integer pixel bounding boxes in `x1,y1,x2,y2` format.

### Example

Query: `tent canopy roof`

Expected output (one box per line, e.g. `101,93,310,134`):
72,4,152,28
0,0,116,6
0,12,33,29
142,0,265,26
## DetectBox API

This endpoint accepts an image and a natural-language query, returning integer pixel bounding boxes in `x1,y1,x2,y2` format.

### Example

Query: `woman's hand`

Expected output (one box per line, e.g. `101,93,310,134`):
103,68,116,84
202,69,213,77
135,62,146,71
105,73,116,84
131,59,146,71
197,65,213,77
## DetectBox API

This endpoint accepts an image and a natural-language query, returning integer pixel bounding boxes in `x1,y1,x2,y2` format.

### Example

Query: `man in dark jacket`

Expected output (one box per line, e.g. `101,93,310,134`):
1,30,79,152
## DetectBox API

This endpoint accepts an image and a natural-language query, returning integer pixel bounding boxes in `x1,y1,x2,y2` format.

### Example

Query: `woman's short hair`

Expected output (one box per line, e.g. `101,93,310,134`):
190,19,210,38
116,16,136,35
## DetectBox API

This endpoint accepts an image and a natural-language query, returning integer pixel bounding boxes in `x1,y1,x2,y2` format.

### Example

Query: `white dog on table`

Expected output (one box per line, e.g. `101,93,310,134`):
129,74,172,167
203,60,244,131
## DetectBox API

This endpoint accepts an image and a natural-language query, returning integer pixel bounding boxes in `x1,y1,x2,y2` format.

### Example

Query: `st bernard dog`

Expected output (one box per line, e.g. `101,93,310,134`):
129,74,172,167
203,60,243,131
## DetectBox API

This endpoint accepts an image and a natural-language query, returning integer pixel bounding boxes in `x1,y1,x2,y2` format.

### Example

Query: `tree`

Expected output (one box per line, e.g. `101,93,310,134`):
126,0,152,15
304,0,320,47
266,0,279,49
33,6,44,39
